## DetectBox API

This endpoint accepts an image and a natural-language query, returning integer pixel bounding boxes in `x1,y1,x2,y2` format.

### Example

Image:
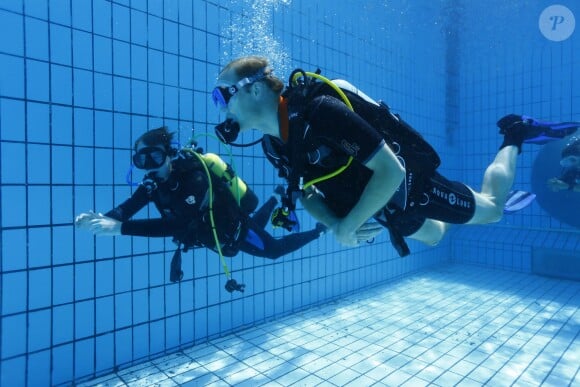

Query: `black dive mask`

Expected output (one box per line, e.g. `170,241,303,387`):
215,119,240,144
133,147,167,169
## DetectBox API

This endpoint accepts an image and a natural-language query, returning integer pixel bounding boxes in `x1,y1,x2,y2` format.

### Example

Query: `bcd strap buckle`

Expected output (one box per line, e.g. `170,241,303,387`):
374,209,411,257
271,207,297,232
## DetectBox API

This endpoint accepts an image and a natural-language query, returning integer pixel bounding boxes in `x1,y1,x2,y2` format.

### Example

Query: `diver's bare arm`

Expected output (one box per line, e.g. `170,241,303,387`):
338,143,405,237
300,188,341,227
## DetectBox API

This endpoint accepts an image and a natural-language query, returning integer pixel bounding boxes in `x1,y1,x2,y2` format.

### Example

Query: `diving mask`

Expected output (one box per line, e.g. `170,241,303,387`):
132,147,168,170
211,70,267,109
212,85,237,109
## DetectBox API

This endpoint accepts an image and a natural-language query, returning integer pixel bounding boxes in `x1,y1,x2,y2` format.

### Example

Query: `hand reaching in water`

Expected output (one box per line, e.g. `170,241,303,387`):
331,220,384,246
547,177,569,192
332,221,359,246
355,221,384,242
75,211,122,236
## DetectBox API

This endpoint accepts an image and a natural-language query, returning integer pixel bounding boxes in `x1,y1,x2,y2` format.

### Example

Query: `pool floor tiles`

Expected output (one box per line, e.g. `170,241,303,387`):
79,263,580,386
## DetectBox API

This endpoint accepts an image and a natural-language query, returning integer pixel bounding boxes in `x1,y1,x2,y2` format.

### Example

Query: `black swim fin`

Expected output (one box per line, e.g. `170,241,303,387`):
498,114,579,145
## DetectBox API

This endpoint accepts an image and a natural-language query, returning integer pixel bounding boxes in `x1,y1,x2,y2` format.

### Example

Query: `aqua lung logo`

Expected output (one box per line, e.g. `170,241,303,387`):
449,193,457,205
431,187,471,209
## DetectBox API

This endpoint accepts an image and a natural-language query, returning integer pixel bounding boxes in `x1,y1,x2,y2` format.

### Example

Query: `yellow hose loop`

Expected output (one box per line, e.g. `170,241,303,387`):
189,151,231,279
291,71,354,111
303,156,354,190
290,71,356,189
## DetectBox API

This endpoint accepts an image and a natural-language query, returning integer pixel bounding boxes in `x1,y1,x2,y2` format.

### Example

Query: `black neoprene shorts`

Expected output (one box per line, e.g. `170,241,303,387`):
390,171,476,237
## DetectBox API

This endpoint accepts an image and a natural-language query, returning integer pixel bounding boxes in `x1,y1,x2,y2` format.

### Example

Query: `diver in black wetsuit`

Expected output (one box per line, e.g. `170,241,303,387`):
75,127,326,262
212,56,579,255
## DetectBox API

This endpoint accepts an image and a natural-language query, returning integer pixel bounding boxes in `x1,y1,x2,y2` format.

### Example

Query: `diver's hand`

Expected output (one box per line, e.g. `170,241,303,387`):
75,211,102,230
355,221,384,242
75,212,121,236
547,178,568,192
332,220,359,247
88,215,122,236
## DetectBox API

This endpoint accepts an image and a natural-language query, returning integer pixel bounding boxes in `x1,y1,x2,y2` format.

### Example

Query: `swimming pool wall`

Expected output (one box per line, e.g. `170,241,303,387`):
1,1,577,385
448,2,580,272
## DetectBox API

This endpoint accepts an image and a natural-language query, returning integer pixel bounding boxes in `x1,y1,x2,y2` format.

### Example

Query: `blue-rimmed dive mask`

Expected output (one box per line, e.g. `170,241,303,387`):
132,147,168,170
211,71,267,109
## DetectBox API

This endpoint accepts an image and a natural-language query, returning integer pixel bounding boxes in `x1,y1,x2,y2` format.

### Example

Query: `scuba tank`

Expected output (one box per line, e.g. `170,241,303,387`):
198,152,259,214
176,148,259,215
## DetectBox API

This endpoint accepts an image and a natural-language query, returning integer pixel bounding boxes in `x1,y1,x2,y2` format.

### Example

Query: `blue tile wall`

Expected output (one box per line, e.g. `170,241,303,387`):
450,2,580,272
0,0,535,385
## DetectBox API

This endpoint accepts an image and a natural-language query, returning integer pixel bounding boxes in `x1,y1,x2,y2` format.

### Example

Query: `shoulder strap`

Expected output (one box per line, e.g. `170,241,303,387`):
280,69,355,212
284,112,309,211
172,148,204,173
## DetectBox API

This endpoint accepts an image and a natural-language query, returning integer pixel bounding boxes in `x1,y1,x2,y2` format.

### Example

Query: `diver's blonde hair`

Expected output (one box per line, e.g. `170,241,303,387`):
220,56,284,94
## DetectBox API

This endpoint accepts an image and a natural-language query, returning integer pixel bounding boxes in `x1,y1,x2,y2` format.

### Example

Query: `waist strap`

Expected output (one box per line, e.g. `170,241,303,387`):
374,209,410,257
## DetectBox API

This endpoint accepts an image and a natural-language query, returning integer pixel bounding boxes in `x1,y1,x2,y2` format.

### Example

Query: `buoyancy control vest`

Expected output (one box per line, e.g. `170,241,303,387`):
164,147,248,292
175,148,259,214
171,148,259,253
267,69,441,256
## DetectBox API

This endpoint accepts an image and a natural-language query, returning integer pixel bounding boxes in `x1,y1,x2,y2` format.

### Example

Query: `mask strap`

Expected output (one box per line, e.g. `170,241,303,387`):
125,164,139,186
